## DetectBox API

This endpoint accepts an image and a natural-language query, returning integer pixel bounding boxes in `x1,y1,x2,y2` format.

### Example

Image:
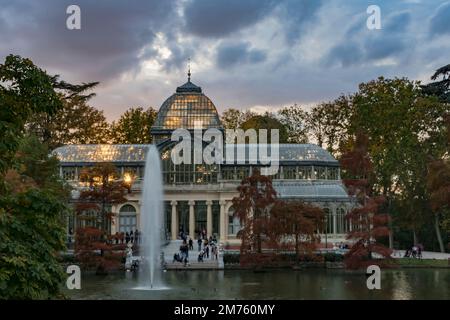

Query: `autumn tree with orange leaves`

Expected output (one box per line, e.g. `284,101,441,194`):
74,163,129,273
340,132,392,269
427,159,450,252
232,168,277,258
270,200,324,260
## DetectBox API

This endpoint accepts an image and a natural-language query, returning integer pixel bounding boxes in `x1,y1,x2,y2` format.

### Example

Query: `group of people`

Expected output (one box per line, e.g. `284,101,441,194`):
173,229,219,266
197,236,219,262
112,229,140,245
404,244,423,258
336,242,349,250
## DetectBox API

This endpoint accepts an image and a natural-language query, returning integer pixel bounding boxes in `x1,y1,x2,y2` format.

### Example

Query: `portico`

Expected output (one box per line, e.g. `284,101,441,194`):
166,192,235,243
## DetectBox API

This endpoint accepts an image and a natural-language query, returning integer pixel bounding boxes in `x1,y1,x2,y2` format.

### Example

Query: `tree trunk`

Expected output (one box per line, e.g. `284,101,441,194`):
385,190,394,249
434,214,445,253
256,233,262,254
388,197,394,249
389,230,394,249
413,230,417,246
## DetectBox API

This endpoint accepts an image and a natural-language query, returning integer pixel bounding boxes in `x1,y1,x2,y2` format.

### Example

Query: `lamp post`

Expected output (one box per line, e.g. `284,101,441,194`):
123,172,134,193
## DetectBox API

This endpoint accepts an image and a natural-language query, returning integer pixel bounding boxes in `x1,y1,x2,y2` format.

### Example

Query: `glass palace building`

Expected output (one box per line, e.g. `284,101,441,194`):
54,77,354,246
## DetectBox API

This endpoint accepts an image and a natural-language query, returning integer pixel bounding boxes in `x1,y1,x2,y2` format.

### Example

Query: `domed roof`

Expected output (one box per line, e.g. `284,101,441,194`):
152,78,222,131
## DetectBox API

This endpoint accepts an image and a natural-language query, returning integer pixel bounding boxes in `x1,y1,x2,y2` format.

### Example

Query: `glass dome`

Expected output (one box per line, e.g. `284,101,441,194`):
152,80,222,131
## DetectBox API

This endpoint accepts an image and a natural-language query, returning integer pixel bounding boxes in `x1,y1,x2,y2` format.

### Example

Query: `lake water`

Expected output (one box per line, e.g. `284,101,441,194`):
63,268,450,300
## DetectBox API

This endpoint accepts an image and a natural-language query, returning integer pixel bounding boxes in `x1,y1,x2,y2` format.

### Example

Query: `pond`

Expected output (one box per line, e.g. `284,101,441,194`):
62,268,450,300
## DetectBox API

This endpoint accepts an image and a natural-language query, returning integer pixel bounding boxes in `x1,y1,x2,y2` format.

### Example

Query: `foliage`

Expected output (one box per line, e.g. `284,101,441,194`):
277,104,309,143
0,55,70,299
421,64,450,103
232,169,277,256
74,227,125,274
220,108,256,129
110,106,157,144
427,158,450,251
76,163,128,232
306,96,352,154
0,135,69,299
341,132,393,269
0,189,68,299
74,163,128,273
27,98,110,150
270,200,324,259
240,113,289,143
0,55,61,176
333,76,450,250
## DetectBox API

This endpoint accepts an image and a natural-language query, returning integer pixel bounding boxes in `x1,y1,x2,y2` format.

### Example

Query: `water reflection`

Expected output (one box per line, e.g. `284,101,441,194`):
63,269,450,300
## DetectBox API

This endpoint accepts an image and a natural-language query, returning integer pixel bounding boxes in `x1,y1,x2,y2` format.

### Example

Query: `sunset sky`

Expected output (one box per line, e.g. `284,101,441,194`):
1,0,449,120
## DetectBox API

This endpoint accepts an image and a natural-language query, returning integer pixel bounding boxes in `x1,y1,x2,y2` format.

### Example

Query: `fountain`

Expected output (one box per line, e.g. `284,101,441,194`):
136,145,165,289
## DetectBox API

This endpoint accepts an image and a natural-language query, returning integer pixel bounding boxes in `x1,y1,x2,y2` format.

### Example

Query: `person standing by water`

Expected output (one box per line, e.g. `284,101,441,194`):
188,237,193,250
134,229,139,244
197,237,202,251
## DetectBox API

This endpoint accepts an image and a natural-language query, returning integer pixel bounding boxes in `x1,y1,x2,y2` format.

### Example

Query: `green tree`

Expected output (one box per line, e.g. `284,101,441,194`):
349,77,449,248
110,107,157,144
422,64,450,103
25,72,99,150
0,55,71,299
340,132,392,268
221,108,256,129
306,96,352,155
241,112,289,143
0,188,69,299
278,104,309,143
27,99,110,150
0,55,62,176
0,135,70,299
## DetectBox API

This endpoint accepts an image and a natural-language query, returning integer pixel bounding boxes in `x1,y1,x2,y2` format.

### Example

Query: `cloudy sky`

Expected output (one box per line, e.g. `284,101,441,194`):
1,0,449,120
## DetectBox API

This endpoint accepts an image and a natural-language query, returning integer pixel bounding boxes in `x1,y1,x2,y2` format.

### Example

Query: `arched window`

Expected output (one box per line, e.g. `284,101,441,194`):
119,204,137,233
228,207,241,236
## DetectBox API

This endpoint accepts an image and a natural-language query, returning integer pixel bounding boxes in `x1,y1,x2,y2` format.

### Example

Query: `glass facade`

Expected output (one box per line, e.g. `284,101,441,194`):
153,93,221,130
119,204,137,233
54,78,353,241
195,201,207,234
161,144,219,184
336,207,348,234
177,201,189,234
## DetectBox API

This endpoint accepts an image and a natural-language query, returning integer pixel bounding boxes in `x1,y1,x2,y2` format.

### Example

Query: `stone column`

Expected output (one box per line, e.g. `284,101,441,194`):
332,206,337,235
170,200,178,240
349,209,352,232
206,200,213,238
219,200,227,241
188,200,195,239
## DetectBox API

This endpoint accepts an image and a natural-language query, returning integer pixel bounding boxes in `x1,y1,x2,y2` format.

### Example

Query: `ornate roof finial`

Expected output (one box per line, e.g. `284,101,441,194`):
187,57,191,82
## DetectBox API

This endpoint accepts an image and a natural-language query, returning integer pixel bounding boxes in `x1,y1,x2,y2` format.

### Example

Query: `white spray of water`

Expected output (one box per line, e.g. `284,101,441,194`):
138,145,164,289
